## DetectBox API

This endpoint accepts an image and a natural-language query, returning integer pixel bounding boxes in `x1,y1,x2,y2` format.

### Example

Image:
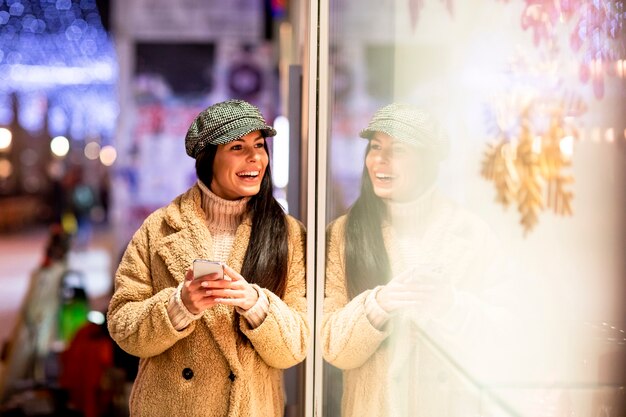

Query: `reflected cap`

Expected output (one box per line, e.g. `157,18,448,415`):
185,99,277,159
359,103,449,160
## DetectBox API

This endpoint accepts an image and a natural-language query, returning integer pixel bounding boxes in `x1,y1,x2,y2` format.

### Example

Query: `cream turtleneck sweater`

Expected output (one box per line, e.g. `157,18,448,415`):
167,181,269,331
198,180,249,262
385,185,443,270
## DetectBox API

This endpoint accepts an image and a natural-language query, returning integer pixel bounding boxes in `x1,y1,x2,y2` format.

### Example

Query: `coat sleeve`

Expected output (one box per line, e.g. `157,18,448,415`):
107,214,196,358
320,218,391,370
239,216,309,369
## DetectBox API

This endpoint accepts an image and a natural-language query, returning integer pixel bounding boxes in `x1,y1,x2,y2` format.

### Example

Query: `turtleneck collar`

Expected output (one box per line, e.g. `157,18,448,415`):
197,180,250,232
384,185,438,235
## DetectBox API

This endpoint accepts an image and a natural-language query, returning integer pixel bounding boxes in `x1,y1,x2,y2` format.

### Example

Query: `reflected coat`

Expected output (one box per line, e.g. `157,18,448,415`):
321,196,509,417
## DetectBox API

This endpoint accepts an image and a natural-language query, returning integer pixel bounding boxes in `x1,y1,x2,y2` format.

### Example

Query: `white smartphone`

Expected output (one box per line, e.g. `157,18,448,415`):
192,259,224,280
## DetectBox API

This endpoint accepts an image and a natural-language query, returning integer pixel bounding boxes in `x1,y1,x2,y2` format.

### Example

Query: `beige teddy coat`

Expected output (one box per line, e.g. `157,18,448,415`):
107,185,308,417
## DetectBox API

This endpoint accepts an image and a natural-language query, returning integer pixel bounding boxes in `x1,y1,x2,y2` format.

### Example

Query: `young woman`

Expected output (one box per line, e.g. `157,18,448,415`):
107,99,308,417
321,103,508,416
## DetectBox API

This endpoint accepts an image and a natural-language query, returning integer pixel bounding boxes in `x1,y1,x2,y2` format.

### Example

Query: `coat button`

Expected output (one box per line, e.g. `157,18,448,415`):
228,371,236,382
182,368,194,380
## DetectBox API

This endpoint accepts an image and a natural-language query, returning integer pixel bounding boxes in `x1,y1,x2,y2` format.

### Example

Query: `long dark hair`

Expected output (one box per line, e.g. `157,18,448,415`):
195,142,289,298
344,143,391,299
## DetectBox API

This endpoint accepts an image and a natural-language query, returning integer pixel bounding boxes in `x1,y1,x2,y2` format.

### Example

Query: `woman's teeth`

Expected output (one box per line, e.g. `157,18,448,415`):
376,173,395,180
237,171,259,178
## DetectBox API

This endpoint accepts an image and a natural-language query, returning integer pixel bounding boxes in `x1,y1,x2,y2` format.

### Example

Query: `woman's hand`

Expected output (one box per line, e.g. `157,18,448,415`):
375,268,421,313
180,268,222,314
208,264,259,310
376,264,455,317
181,264,260,313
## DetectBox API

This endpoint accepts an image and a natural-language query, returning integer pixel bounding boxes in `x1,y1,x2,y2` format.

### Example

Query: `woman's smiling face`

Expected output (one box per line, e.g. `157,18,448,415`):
365,131,437,201
210,130,268,200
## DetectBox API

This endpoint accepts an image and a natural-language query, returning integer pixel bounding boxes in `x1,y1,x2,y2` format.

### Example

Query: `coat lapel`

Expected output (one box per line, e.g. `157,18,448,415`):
156,186,213,284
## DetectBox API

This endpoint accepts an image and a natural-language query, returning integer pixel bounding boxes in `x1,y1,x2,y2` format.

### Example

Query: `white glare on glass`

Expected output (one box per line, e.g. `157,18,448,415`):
99,145,117,166
559,136,574,157
0,128,12,150
272,116,290,189
532,136,542,154
84,141,101,160
51,135,70,157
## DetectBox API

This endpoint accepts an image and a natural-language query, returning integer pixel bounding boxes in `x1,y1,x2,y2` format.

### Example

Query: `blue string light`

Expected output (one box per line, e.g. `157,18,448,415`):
0,0,117,142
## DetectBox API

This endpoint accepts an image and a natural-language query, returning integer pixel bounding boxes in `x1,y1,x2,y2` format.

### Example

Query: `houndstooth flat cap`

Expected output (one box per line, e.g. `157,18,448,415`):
185,99,277,159
359,103,449,160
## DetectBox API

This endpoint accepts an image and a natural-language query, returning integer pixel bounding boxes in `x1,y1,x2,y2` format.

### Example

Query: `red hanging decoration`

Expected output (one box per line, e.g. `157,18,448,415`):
570,1,625,99
513,0,625,99
408,0,426,30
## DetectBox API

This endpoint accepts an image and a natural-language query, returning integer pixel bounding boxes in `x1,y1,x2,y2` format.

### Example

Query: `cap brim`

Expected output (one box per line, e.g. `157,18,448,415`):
358,120,402,140
210,122,277,146
359,128,376,140
358,126,432,150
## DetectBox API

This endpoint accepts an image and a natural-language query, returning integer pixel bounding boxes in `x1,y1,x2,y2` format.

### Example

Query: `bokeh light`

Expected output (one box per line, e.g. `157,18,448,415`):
0,127,12,149
99,145,116,166
0,158,13,178
20,148,38,166
84,141,100,160
87,310,105,325
50,135,70,157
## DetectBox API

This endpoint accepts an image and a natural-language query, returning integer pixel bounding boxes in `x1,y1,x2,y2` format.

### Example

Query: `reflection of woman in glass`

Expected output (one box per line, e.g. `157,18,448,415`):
322,104,507,416
108,100,308,417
